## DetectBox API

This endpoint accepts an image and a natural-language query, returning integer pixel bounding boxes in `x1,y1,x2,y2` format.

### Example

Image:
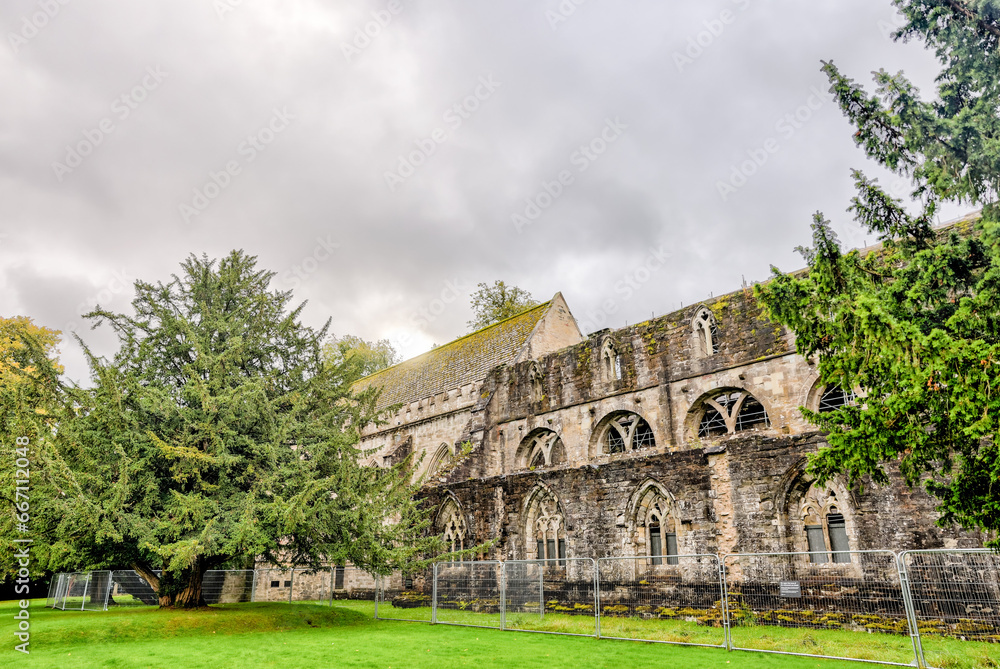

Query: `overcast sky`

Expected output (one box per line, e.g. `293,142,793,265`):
1,0,966,383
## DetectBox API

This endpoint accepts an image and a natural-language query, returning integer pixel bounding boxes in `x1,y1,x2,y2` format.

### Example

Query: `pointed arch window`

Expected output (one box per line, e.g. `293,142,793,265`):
439,499,468,560
693,307,719,357
600,412,656,454
517,429,565,469
696,390,770,438
525,488,566,566
631,483,680,566
426,443,454,481
601,339,622,382
801,484,851,563
818,385,857,413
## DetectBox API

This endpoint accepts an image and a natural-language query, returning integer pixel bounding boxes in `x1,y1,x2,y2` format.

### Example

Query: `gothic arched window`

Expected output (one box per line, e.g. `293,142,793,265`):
800,484,851,563
601,339,622,382
426,443,454,482
517,429,565,470
696,390,769,438
525,487,566,565
598,411,656,454
818,385,857,412
439,499,468,560
630,481,680,566
693,307,719,357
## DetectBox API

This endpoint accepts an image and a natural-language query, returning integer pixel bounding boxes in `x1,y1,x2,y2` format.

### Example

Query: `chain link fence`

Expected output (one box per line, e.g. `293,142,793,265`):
900,549,1000,669
598,554,725,646
504,558,597,636
723,550,918,665
48,571,113,611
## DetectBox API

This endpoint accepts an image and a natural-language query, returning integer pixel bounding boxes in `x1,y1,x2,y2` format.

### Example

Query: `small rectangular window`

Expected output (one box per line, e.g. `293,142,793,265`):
557,539,566,567
334,566,345,590
283,580,291,587
270,580,280,588
546,539,556,564
806,524,828,563
537,539,545,561
666,533,679,566
827,514,851,563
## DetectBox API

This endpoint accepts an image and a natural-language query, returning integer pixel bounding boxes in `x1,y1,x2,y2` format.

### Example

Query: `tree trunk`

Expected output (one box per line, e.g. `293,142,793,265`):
133,560,208,608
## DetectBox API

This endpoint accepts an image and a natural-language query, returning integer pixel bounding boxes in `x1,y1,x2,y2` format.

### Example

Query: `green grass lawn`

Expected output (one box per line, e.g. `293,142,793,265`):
1,599,995,669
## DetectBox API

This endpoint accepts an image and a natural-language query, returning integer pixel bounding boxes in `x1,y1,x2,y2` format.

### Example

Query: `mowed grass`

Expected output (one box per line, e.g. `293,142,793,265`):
0,599,993,669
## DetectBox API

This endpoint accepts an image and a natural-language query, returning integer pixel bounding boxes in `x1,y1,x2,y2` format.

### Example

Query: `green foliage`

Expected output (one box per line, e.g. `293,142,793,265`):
756,1,1000,546
467,280,538,332
23,251,444,605
321,334,400,378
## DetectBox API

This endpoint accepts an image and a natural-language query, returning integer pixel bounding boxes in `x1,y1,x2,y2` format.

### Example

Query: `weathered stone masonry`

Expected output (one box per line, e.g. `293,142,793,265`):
359,288,985,563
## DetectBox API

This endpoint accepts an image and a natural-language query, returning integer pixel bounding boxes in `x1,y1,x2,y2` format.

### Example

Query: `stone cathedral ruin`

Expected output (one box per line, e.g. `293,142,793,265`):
355,286,984,565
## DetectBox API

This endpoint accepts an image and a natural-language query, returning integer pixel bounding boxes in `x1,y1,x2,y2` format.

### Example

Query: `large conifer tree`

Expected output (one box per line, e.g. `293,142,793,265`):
756,1,1000,545
36,251,440,606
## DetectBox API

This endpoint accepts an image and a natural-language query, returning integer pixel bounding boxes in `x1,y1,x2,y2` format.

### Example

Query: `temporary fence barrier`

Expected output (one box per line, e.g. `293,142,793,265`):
899,549,1000,669
40,550,1000,669
722,550,918,666
375,567,434,623
597,554,725,646
504,558,597,637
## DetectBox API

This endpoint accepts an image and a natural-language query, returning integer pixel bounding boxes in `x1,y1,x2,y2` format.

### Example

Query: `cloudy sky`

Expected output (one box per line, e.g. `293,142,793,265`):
1,0,965,383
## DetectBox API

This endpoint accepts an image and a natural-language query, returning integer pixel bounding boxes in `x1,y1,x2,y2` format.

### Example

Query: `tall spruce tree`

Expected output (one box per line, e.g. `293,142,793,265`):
756,1,1000,545
37,251,442,606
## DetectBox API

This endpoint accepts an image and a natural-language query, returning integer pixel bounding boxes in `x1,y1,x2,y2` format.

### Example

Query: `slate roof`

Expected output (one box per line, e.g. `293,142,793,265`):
355,301,551,410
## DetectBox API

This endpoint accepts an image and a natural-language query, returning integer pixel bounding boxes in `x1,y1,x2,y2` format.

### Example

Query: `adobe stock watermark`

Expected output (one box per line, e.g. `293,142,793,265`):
383,75,501,192
279,235,340,290
7,0,73,55
13,436,32,654
545,0,589,31
178,107,295,224
716,84,833,202
673,0,752,72
577,243,672,334
214,0,245,21
62,269,132,334
341,0,409,63
511,117,627,233
51,66,168,183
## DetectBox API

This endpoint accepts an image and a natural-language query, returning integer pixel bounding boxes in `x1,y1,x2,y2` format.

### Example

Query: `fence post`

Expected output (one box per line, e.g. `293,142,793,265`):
80,572,90,612
250,569,257,603
897,552,927,669
288,569,294,604
593,558,600,639
499,562,506,632
329,567,335,607
431,564,438,625
374,575,380,619
720,556,732,651
538,563,544,619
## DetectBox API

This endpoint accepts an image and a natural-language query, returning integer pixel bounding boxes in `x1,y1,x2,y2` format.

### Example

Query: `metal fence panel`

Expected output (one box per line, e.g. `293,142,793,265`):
433,561,502,629
202,570,255,604
504,558,597,637
46,573,67,608
723,551,918,666
253,568,296,603
289,568,332,603
375,568,434,622
109,570,160,606
900,549,1000,669
598,554,725,646
81,571,113,611
329,565,377,603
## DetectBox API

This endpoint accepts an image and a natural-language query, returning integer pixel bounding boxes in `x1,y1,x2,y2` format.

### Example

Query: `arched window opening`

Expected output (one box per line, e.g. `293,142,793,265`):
696,390,770,438
801,484,851,563
631,482,680,566
693,307,719,357
601,412,656,454
818,385,857,412
601,339,622,383
426,443,454,481
517,429,565,470
439,499,468,561
525,488,566,566
529,363,544,403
